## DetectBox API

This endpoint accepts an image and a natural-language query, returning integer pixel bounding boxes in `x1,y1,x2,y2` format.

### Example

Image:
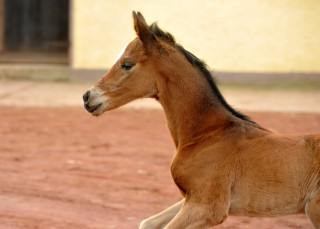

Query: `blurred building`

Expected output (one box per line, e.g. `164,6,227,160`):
0,0,319,83
0,0,68,63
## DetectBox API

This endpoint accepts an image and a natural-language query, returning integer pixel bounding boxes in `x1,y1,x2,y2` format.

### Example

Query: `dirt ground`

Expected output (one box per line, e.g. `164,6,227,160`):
1,106,320,229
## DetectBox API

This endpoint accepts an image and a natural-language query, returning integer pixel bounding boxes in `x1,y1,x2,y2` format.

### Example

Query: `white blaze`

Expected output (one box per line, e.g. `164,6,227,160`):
115,44,128,63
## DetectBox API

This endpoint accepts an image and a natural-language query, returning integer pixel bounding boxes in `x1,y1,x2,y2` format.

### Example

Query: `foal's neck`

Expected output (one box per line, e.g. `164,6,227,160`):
156,61,237,149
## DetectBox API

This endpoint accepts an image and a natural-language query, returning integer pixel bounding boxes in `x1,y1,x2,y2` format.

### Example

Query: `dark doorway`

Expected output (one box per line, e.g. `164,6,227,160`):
0,0,69,64
4,0,69,51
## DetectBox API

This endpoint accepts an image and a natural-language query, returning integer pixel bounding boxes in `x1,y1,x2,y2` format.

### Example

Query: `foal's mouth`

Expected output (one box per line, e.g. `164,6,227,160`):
83,87,107,115
84,103,103,114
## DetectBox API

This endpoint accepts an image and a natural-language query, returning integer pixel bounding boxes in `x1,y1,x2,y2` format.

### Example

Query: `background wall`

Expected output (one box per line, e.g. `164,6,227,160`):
71,0,320,74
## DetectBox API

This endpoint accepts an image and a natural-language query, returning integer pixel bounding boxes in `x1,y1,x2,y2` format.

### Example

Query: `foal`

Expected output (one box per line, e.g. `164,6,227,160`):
83,12,320,229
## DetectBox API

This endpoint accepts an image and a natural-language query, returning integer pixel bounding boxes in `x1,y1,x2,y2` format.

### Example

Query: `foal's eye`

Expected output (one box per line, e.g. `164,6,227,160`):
121,62,135,71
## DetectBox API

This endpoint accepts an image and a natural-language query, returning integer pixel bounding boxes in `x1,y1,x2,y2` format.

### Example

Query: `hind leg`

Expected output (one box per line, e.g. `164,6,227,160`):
305,189,320,229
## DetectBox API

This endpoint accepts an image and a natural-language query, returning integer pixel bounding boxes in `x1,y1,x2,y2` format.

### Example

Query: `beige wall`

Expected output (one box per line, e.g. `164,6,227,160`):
72,0,320,73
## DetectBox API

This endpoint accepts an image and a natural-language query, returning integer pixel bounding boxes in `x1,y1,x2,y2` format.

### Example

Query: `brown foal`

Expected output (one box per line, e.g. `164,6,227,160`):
83,12,320,229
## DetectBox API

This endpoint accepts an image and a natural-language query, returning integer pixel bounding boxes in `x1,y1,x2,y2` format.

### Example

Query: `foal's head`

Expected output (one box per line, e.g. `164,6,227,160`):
83,12,166,116
83,12,252,123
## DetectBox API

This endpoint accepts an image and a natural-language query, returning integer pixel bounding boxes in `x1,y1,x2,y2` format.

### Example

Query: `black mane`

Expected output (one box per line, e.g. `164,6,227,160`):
149,23,253,123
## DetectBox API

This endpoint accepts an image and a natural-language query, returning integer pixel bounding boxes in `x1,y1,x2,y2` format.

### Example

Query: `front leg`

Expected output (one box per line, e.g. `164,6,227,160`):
164,180,231,229
139,199,184,229
164,197,229,229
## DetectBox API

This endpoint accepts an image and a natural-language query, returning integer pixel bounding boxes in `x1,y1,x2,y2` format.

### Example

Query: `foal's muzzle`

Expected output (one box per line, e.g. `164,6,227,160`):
83,90,102,113
83,90,90,104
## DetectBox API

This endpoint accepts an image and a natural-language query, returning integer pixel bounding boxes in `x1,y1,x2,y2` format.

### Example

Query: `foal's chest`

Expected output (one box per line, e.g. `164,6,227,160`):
170,146,233,196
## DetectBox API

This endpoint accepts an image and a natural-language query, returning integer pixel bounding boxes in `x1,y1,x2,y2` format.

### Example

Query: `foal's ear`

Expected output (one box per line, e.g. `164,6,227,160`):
132,11,156,48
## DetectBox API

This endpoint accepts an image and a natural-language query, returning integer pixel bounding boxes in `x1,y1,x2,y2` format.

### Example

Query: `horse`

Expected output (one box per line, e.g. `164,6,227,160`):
83,12,320,229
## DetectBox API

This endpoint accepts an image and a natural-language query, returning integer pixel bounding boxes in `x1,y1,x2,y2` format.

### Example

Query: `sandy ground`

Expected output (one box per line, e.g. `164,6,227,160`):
0,80,320,229
0,80,320,113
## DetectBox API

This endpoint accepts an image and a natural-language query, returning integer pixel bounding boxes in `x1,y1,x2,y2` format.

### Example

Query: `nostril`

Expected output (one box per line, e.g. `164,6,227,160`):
83,91,90,104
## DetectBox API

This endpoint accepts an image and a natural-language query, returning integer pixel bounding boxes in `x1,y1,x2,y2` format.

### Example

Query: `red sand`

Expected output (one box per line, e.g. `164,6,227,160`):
0,106,319,229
